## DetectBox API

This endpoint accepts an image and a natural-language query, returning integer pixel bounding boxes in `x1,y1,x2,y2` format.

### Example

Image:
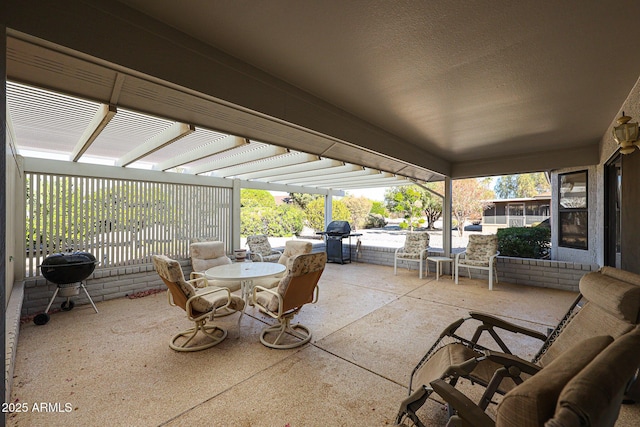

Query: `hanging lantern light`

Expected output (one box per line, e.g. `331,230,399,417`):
612,112,639,155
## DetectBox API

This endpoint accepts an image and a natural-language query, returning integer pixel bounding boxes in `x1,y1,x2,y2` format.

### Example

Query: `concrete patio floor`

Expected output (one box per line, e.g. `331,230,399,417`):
8,262,640,426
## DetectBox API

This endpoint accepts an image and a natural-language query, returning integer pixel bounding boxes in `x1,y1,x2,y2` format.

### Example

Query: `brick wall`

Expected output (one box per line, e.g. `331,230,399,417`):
21,244,596,317
496,257,598,292
352,244,597,292
21,260,191,317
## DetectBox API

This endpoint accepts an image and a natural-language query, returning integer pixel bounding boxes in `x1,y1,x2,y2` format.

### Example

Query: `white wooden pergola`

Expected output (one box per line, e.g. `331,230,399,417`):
6,80,453,257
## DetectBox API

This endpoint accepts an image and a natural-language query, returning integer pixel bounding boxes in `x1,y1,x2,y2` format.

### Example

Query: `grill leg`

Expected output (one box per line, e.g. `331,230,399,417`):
80,281,99,313
44,287,61,314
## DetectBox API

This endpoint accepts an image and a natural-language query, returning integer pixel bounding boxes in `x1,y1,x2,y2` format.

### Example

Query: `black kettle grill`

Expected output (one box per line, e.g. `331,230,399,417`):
34,252,99,325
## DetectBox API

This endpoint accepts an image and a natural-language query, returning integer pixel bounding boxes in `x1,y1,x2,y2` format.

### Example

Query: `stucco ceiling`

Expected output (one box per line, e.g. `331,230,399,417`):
114,0,640,173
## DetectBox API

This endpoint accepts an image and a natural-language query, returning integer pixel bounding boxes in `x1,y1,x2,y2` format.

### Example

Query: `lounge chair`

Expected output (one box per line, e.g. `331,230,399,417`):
396,266,640,426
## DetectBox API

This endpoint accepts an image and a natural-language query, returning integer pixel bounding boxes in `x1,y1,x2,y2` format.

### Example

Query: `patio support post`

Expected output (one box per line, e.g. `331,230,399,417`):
443,177,453,272
232,179,241,253
324,193,333,231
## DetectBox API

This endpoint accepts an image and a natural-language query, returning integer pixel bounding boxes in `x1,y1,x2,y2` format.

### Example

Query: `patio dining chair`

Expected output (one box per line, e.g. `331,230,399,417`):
251,240,313,290
252,251,326,349
395,266,640,426
246,234,282,262
189,240,241,293
455,234,499,290
394,231,430,279
152,254,245,352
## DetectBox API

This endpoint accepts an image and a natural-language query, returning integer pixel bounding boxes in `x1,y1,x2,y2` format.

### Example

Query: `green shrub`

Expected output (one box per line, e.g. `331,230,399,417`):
364,213,387,229
497,227,550,259
241,205,305,237
241,189,275,208
306,198,351,232
267,205,305,236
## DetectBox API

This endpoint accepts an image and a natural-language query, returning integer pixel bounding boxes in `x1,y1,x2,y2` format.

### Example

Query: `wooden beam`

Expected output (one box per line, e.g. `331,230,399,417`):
154,134,247,171
116,122,195,167
71,104,116,162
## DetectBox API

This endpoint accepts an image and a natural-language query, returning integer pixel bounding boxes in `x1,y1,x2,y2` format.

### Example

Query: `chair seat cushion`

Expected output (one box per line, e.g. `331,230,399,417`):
414,343,518,395
397,252,423,259
191,288,245,314
256,253,281,262
459,259,490,267
496,335,613,427
254,291,277,312
206,279,242,293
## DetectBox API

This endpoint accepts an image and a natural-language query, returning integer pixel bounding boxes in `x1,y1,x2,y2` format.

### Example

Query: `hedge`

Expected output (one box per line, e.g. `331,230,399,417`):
497,227,550,259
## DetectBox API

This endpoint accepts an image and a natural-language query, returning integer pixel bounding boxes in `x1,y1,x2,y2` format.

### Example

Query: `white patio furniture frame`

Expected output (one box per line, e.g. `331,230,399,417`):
454,234,500,290
394,231,430,279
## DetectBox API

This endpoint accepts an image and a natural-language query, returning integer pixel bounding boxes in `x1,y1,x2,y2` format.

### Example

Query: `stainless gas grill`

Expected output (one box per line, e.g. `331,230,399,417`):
317,221,362,264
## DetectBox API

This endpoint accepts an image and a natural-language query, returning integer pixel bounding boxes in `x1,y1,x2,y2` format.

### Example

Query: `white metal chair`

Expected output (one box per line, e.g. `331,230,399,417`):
246,234,282,262
455,234,499,290
394,231,430,278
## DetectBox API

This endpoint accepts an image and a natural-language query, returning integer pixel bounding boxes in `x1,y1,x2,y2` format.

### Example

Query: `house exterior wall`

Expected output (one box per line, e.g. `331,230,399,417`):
549,75,640,273
550,165,600,265
482,199,550,235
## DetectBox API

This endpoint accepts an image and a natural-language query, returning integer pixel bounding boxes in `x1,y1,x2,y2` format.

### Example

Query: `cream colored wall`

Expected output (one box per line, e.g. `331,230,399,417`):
600,76,640,163
550,75,640,267
550,165,599,265
5,128,24,305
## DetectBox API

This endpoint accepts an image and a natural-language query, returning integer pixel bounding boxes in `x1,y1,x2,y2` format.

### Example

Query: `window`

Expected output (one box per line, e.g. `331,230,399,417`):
559,171,588,249
526,203,550,216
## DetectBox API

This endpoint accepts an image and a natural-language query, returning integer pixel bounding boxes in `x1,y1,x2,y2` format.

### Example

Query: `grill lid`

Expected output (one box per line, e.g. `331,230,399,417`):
325,221,351,235
40,252,97,284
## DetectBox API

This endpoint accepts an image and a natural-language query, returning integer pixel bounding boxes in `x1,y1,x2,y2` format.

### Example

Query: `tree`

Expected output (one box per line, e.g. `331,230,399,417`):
452,179,495,236
240,189,304,237
287,192,320,210
385,185,443,229
416,183,444,229
306,198,351,232
241,189,276,208
494,173,550,199
341,196,373,230
384,186,425,230
494,175,518,199
422,195,442,230
370,201,389,217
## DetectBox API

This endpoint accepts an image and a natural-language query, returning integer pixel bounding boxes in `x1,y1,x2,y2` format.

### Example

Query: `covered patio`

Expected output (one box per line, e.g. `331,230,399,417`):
4,1,640,426
13,262,639,426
